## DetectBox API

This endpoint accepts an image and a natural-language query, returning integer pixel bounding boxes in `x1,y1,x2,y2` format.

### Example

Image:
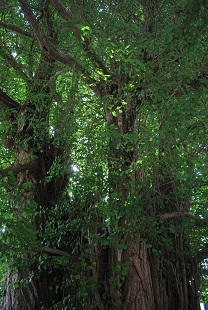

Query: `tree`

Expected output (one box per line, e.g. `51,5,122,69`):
0,0,208,309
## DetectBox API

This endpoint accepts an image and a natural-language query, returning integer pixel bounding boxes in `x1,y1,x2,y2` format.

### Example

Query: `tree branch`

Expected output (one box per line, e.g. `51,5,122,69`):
50,0,80,37
0,20,33,38
39,246,71,257
0,162,38,177
154,211,190,220
0,89,21,110
19,1,83,71
51,0,109,75
153,211,208,225
19,0,101,96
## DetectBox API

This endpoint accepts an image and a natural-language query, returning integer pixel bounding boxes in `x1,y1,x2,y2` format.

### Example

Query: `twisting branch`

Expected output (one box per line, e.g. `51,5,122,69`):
0,20,33,38
51,0,109,75
19,0,76,67
19,0,101,96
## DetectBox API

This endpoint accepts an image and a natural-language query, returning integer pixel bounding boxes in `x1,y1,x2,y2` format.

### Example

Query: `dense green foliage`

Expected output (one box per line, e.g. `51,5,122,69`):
0,0,208,309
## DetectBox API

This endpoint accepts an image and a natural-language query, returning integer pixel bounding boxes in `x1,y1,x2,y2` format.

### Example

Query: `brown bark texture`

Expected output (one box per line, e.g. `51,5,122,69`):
2,269,58,310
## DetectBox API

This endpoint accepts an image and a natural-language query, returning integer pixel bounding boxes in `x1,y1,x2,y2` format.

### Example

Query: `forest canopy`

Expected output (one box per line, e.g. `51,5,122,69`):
0,0,208,309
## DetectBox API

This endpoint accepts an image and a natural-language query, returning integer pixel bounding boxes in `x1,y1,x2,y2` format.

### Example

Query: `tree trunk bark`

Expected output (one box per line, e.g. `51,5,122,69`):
2,269,52,310
2,269,37,310
2,265,69,310
122,242,155,310
93,239,200,310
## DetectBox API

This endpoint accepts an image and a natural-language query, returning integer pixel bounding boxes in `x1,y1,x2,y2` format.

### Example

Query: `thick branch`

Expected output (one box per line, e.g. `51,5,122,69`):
19,0,85,71
0,20,33,38
0,89,21,110
51,0,109,75
19,0,101,96
50,0,80,37
39,246,71,257
153,211,208,225
154,211,190,220
0,162,38,177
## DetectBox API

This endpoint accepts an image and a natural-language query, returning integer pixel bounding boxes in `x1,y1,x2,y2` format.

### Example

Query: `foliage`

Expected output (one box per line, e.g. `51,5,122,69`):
0,0,208,308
